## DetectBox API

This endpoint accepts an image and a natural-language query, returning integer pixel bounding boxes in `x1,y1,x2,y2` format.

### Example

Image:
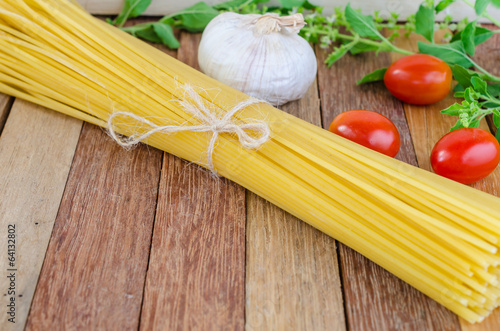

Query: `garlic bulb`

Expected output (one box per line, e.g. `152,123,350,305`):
198,12,317,106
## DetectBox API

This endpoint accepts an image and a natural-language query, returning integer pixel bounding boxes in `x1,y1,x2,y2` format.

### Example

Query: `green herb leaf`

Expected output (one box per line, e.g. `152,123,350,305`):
471,76,489,95
452,64,478,89
135,26,163,44
213,0,251,10
435,0,455,13
114,0,152,27
325,45,352,66
441,103,465,116
464,87,477,103
464,88,473,103
450,120,466,131
482,101,499,108
418,41,474,68
487,84,500,98
213,0,269,10
344,4,383,39
415,2,435,43
171,2,219,32
278,0,311,9
475,0,491,15
493,0,500,7
356,67,387,85
325,35,360,66
349,42,379,55
451,26,494,45
454,84,465,93
469,119,481,127
493,113,500,142
152,23,180,49
461,21,477,56
472,26,494,45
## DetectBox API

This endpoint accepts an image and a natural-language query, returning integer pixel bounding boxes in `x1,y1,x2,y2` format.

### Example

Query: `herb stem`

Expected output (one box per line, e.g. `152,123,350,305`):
337,33,413,55
303,27,413,56
483,12,500,27
235,0,256,9
121,22,153,33
471,60,500,83
485,99,500,106
159,8,219,24
117,6,136,28
462,0,500,27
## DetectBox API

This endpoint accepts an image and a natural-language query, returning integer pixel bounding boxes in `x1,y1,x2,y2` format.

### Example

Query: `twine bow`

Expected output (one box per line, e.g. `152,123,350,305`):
107,85,270,174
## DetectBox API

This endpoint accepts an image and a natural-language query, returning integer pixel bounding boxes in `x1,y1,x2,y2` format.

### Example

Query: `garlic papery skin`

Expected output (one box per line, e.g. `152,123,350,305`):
198,12,317,106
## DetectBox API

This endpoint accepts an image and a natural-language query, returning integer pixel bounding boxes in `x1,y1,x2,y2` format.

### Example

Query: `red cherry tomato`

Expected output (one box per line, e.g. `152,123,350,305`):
384,54,452,105
329,110,401,157
430,128,500,184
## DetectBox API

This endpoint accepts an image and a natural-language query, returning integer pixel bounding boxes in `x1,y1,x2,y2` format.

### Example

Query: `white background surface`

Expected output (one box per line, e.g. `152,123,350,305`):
77,0,500,21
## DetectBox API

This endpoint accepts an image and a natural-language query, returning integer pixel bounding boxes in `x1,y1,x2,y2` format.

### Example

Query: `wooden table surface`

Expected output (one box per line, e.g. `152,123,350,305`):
1,19,500,331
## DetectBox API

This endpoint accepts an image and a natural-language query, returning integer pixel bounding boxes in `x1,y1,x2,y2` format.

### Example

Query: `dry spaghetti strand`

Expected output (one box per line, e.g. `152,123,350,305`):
1,0,500,323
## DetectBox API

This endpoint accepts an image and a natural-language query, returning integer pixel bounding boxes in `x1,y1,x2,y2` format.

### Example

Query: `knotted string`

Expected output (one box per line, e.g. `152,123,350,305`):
107,85,270,174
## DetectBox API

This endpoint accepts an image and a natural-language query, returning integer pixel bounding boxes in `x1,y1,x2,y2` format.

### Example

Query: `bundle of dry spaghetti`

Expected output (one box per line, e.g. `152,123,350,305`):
1,0,500,323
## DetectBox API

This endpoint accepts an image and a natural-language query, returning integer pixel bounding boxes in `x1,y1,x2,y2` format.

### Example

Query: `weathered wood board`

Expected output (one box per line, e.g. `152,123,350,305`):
0,100,82,330
0,14,499,331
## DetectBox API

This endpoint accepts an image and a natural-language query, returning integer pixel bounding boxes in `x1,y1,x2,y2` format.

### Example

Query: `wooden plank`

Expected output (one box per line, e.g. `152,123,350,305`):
26,122,162,329
316,45,461,330
0,93,13,135
25,17,165,330
467,24,500,197
460,27,500,330
139,32,246,330
20,18,176,330
393,27,500,329
245,79,346,330
392,28,500,190
461,310,500,331
0,100,82,330
391,28,500,329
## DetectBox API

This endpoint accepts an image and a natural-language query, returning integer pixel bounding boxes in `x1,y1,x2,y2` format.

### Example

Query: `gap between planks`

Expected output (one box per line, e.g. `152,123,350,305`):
138,32,246,330
391,27,500,330
25,18,165,330
0,93,13,135
316,34,462,329
245,75,346,330
0,16,496,330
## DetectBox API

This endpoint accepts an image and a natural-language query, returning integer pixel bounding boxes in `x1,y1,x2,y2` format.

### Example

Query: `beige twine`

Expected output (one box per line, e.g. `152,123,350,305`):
107,85,270,174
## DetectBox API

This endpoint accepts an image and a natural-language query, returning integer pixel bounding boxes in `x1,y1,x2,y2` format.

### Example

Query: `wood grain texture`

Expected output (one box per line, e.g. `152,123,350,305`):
139,32,246,331
26,123,162,330
316,45,461,330
392,27,500,329
467,25,500,197
0,93,12,135
392,29,500,329
245,81,346,331
463,30,500,329
139,156,246,331
0,100,82,331
393,30,500,198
